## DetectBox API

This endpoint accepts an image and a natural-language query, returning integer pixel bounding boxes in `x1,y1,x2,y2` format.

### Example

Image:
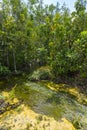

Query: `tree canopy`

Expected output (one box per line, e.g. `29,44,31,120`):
0,0,87,78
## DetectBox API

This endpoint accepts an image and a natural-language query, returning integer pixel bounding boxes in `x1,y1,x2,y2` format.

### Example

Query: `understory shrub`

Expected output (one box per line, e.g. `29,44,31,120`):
0,64,10,76
28,66,52,81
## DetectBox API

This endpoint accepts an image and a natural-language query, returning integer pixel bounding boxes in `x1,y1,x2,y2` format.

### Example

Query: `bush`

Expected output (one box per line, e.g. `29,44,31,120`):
0,64,10,76
28,66,52,81
51,51,80,77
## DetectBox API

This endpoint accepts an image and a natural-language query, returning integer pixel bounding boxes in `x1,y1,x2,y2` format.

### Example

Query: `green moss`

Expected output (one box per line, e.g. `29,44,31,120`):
0,77,87,130
42,81,87,105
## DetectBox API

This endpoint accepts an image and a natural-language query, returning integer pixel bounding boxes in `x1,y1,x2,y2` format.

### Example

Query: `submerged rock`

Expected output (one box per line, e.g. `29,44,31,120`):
0,99,22,114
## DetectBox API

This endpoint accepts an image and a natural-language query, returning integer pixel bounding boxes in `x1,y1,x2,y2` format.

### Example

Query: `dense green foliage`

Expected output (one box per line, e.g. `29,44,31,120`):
29,66,52,81
0,0,87,78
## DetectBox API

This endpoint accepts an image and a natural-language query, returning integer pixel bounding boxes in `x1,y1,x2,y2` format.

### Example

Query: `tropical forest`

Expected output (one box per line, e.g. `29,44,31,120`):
0,0,87,129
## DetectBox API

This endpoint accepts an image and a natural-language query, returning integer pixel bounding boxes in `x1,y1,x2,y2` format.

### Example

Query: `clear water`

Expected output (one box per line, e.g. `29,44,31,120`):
0,78,87,129
14,81,87,129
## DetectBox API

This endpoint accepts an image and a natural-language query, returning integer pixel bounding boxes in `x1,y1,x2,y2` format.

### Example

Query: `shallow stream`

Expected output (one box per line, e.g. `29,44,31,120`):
0,78,87,129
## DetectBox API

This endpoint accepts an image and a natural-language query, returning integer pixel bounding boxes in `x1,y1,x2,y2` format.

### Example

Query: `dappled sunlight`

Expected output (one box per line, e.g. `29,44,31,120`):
2,91,9,98
43,81,87,105
0,103,76,130
0,0,87,129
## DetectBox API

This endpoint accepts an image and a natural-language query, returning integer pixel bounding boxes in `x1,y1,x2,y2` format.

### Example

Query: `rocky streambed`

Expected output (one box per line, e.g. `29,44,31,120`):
0,78,87,130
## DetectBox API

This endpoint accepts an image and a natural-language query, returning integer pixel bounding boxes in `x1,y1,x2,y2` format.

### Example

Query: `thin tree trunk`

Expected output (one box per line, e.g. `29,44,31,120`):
13,50,17,72
7,49,9,68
